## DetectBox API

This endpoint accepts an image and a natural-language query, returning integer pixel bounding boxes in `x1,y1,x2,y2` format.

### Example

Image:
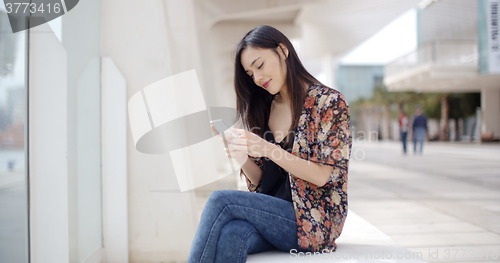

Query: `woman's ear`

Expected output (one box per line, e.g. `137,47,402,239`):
278,43,289,59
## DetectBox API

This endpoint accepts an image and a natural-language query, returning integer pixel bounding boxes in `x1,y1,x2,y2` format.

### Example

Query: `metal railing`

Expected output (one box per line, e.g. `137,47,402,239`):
385,40,478,78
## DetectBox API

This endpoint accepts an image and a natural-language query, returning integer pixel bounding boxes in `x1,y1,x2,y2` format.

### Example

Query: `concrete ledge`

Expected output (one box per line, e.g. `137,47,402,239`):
247,210,427,262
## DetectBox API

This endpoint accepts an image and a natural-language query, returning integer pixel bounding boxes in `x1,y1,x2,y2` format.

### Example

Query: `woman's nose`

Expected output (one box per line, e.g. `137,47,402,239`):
255,73,263,84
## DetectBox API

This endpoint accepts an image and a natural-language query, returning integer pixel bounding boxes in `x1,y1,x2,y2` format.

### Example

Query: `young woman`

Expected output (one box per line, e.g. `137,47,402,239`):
187,25,352,263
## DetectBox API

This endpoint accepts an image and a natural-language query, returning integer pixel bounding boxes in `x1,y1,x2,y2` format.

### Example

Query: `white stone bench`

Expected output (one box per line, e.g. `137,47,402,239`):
246,210,427,263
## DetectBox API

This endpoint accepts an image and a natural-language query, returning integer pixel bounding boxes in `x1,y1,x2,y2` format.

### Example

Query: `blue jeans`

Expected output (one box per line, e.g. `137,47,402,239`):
187,189,310,263
401,131,408,153
413,127,426,154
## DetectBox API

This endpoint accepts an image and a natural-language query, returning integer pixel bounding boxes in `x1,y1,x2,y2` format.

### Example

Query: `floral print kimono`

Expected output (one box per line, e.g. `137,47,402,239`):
240,83,352,253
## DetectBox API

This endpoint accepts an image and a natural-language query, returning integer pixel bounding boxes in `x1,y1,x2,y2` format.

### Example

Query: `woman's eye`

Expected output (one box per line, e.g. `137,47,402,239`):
258,63,263,69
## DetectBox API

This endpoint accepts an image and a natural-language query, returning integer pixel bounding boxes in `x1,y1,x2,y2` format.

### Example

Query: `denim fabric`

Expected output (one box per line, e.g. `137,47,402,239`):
401,131,408,153
413,127,426,154
187,189,310,263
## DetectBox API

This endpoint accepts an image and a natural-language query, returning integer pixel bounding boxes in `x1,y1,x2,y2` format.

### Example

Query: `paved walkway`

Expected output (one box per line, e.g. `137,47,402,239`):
348,141,500,263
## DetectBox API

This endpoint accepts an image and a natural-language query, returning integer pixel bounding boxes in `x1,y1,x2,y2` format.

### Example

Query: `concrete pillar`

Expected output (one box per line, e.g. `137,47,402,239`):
481,88,500,140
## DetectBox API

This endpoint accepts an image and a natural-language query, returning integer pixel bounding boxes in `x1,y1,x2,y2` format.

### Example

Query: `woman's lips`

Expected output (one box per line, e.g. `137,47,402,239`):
263,80,271,89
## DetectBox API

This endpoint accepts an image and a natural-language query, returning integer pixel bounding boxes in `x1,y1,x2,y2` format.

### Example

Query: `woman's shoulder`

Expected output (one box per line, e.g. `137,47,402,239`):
307,83,343,97
307,83,347,109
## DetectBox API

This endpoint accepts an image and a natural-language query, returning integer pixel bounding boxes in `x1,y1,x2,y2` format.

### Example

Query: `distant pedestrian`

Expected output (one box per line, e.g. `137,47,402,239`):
7,160,15,171
399,110,409,154
412,106,428,154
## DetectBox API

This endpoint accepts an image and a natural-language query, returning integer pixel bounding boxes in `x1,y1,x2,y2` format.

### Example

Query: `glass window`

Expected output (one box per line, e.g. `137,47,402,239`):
0,8,29,263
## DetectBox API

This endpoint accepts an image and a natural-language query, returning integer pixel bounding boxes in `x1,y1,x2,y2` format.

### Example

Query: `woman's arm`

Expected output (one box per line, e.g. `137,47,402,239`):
266,144,333,187
240,156,263,186
233,133,333,187
231,90,351,188
260,91,350,187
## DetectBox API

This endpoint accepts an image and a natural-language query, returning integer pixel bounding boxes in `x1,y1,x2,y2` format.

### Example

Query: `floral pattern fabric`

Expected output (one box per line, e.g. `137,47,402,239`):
240,83,352,253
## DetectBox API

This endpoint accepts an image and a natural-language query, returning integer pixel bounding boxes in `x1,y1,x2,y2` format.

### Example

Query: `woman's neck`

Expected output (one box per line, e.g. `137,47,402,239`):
274,89,289,105
274,80,309,105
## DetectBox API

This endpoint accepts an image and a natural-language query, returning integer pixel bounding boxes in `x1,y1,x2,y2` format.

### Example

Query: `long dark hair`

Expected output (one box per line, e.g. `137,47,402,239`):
233,25,324,149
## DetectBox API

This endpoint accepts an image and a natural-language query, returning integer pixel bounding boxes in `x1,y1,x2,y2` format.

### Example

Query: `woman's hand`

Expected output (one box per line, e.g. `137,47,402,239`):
210,125,273,160
211,125,249,166
230,128,273,158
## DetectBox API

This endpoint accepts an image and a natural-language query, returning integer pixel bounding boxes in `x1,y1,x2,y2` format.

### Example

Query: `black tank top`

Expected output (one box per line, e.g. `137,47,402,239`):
258,97,293,202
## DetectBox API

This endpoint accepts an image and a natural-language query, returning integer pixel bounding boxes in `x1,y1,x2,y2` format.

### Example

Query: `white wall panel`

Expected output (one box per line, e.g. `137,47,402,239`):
29,21,68,263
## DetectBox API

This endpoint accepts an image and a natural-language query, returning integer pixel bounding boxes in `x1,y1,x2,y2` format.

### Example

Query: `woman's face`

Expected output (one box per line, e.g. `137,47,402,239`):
240,44,288,95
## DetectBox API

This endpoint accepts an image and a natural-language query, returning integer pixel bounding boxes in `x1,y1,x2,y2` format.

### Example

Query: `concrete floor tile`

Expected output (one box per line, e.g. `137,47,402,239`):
367,216,459,226
390,232,500,247
376,222,486,235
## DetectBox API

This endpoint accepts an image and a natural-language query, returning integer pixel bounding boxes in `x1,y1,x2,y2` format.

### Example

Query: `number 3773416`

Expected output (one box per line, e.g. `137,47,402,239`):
5,2,62,14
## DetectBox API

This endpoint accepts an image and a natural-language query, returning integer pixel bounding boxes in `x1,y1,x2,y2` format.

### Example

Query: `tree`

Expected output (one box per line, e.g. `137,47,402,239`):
350,84,480,142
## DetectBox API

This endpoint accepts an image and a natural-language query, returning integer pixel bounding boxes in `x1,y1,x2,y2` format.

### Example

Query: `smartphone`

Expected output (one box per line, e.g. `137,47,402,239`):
210,119,240,139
